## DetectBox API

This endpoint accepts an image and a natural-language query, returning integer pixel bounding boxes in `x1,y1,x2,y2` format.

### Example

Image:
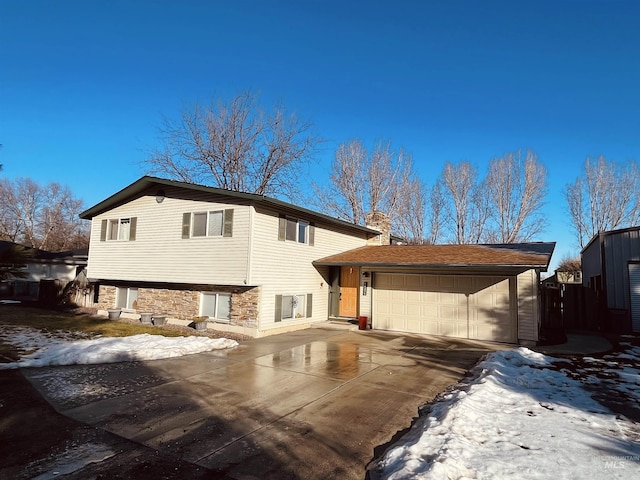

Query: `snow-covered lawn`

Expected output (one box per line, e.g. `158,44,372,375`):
371,342,640,479
0,325,238,369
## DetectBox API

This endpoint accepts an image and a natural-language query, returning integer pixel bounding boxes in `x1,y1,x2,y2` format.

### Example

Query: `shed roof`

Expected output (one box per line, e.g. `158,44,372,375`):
314,243,555,270
581,225,640,254
0,241,87,264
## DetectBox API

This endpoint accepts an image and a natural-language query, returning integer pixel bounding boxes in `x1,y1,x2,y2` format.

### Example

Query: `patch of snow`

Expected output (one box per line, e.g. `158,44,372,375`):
371,347,640,479
0,326,237,369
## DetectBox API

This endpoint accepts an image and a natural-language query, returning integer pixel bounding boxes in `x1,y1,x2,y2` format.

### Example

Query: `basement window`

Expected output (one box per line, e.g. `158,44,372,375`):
200,292,231,322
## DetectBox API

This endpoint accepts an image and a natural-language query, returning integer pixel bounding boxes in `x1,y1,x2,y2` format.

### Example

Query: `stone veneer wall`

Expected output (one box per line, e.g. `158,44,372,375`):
97,286,116,309
96,285,260,328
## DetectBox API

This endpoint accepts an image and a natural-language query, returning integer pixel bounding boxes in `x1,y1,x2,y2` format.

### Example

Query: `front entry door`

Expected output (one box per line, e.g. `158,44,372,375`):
339,266,359,317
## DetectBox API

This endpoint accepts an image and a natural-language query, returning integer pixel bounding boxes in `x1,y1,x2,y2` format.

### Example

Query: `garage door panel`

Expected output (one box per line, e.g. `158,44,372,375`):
457,276,474,290
439,320,465,338
470,277,515,343
439,292,460,305
422,322,440,335
374,273,516,342
390,303,406,315
405,290,422,302
391,290,406,301
421,276,439,289
424,292,439,303
405,275,422,289
406,318,422,332
438,276,455,289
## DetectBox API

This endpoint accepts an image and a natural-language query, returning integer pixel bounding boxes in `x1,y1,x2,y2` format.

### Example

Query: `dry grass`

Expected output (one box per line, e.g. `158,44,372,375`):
0,305,187,338
0,304,250,362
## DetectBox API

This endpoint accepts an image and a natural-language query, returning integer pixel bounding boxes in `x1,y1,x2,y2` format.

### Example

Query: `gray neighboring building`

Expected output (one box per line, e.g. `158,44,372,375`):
581,226,640,333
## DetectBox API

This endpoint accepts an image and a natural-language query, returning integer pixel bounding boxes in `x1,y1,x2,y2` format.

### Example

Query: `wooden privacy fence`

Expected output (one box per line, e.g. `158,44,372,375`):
37,269,95,308
541,284,600,332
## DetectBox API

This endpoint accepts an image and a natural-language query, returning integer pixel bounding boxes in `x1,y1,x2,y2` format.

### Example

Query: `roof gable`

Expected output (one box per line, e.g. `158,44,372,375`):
79,176,379,236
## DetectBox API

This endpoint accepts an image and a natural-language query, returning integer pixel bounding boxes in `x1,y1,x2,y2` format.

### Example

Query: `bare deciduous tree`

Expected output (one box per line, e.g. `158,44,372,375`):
313,139,427,242
485,149,547,243
145,91,320,200
320,139,368,224
556,255,581,272
438,151,548,245
394,176,427,244
428,180,445,244
0,243,32,280
440,161,490,244
0,178,88,251
566,156,640,248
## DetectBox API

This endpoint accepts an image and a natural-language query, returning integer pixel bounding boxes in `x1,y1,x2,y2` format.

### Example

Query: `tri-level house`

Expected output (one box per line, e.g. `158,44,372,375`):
80,176,554,343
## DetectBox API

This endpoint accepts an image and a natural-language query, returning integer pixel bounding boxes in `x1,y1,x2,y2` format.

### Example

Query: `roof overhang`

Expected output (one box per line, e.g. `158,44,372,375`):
79,176,380,236
313,243,555,272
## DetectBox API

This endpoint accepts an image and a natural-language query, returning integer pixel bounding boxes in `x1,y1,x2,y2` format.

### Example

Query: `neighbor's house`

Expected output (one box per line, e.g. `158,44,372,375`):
581,226,640,333
80,176,554,343
0,241,88,301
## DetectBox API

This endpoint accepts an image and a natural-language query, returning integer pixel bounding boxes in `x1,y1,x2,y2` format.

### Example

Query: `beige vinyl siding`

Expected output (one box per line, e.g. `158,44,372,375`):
249,205,369,331
517,269,539,342
87,191,251,285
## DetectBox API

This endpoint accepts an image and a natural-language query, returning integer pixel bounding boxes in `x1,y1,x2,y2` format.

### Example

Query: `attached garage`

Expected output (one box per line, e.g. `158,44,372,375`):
314,243,555,345
373,273,516,343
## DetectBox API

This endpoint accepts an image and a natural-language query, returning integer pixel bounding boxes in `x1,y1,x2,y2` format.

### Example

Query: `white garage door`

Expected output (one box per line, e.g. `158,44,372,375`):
373,273,516,343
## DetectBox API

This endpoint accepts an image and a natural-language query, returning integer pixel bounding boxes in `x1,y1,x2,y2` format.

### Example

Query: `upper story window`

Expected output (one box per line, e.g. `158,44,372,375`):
279,215,314,245
100,217,137,242
182,209,234,238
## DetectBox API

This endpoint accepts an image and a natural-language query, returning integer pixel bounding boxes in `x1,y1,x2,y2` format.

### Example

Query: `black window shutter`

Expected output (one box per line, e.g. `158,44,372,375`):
100,219,107,241
182,213,191,239
275,295,283,322
278,215,286,241
129,217,137,241
306,293,313,317
223,209,234,237
309,223,315,246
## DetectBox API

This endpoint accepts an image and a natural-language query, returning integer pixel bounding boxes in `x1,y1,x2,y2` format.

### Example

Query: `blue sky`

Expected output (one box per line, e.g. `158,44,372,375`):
2,0,639,268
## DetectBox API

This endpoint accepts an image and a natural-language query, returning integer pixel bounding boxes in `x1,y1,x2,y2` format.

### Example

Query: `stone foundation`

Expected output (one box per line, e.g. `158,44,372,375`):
96,284,260,328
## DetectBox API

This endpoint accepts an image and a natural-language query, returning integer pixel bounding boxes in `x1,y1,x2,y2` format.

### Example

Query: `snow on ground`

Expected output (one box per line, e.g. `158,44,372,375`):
0,325,238,369
371,345,640,480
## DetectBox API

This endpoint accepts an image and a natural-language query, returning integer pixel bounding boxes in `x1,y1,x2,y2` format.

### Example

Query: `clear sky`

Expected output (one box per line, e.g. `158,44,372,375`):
2,0,639,269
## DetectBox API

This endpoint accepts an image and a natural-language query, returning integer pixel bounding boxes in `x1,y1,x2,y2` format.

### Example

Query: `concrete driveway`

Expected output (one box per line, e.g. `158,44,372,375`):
23,327,501,479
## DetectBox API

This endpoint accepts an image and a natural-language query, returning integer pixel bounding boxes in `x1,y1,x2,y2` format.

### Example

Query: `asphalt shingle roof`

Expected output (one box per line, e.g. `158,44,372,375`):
314,243,555,269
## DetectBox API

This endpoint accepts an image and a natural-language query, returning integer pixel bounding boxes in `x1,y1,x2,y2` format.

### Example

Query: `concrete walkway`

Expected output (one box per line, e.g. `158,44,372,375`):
535,333,613,355
24,328,501,480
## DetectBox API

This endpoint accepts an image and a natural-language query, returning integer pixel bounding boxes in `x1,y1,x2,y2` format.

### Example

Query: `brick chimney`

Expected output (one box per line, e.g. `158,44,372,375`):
365,211,391,245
